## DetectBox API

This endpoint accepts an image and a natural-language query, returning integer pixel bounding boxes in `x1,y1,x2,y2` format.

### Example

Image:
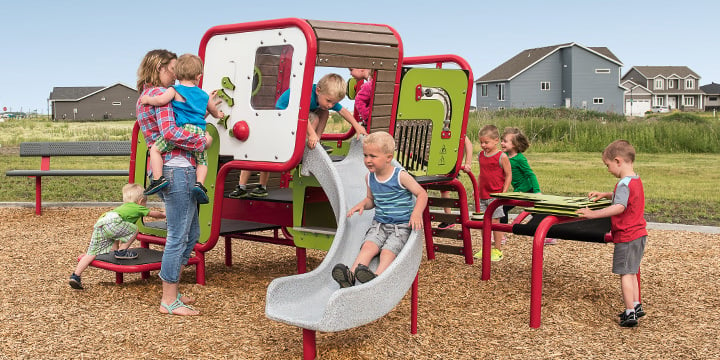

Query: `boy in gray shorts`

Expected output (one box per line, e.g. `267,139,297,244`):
332,132,428,288
577,140,647,327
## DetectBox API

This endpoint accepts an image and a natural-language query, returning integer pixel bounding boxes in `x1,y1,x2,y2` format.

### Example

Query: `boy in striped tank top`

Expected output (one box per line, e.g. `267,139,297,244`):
332,132,428,288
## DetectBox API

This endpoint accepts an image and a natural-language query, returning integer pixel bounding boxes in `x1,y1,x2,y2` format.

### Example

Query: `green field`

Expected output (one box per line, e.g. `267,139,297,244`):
1,111,718,226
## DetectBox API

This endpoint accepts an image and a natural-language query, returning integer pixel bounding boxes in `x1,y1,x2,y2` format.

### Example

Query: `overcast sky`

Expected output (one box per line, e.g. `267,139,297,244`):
2,0,718,113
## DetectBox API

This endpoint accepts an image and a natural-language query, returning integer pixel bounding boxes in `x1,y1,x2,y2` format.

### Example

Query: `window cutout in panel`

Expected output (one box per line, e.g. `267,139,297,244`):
250,45,294,110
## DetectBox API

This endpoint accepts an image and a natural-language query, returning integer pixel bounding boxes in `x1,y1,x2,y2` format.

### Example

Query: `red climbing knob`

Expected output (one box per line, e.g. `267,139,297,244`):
232,120,250,141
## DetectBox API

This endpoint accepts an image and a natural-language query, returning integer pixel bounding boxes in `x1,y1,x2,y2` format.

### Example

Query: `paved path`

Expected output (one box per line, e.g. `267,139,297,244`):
2,202,718,234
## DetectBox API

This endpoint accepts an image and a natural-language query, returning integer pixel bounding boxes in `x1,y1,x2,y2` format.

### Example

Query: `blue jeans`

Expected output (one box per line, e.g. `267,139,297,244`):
158,166,199,284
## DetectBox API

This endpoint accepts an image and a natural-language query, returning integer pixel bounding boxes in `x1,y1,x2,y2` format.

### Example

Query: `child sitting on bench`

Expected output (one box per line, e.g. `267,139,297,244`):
69,183,165,290
331,131,427,288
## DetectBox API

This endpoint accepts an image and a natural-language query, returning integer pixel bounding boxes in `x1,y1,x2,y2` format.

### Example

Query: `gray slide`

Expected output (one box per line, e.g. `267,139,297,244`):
265,136,423,332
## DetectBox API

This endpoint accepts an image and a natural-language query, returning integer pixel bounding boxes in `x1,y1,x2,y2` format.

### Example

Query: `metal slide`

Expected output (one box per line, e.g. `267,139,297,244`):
265,137,423,332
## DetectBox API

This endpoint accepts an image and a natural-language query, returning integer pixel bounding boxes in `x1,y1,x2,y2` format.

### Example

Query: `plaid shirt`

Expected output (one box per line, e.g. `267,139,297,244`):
136,85,207,165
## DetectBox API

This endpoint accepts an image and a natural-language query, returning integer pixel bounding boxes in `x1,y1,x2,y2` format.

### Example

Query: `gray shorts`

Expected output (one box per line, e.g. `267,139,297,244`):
480,198,505,219
612,236,647,275
364,220,412,255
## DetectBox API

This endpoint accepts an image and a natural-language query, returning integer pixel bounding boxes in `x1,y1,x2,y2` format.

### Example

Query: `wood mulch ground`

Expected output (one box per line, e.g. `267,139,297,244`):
1,207,718,359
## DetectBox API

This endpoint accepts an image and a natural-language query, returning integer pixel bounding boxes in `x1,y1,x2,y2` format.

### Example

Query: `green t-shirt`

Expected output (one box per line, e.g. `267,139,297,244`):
507,152,541,193
111,202,151,224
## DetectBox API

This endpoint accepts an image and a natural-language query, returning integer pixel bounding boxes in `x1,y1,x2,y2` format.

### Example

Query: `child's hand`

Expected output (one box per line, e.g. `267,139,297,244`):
354,124,368,138
140,95,151,105
347,204,363,217
307,133,319,149
462,162,472,172
210,90,222,107
587,191,604,202
576,207,594,218
408,214,423,230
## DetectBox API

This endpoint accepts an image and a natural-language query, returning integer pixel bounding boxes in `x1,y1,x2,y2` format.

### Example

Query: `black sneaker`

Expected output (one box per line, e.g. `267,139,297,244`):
619,304,646,319
228,185,248,199
114,249,138,260
619,311,638,327
437,222,455,230
144,176,169,195
250,186,269,197
69,273,83,290
192,182,209,204
354,264,377,283
332,264,355,288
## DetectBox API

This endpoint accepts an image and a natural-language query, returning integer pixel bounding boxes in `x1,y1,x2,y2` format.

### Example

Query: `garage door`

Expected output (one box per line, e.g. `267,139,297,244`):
625,99,650,116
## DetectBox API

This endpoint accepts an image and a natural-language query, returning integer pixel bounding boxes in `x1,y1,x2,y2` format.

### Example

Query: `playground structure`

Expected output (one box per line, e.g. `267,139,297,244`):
77,17,628,359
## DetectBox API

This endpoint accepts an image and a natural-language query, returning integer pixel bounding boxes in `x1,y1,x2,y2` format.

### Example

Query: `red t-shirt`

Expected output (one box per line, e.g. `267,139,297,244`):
611,176,648,243
479,150,506,199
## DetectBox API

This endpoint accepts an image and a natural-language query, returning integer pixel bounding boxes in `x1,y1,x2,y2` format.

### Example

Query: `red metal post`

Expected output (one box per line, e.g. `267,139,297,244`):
411,274,418,334
529,215,560,328
302,328,316,360
34,176,42,215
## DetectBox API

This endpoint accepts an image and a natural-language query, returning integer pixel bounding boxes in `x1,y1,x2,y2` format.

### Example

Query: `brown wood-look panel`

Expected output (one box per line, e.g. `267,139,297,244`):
370,104,392,117
372,93,395,106
374,70,397,82
316,55,397,70
317,41,399,59
373,81,395,94
369,115,392,133
307,20,394,35
314,29,399,46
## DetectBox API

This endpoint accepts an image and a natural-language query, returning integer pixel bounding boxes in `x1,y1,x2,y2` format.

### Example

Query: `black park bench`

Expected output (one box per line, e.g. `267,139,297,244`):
5,141,131,215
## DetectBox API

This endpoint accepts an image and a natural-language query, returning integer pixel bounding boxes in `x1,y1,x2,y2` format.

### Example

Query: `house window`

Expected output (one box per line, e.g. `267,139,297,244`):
668,80,675,89
497,83,505,101
101,97,106,101
685,79,694,89
498,106,505,110
710,96,718,101
595,69,611,74
112,101,122,106
480,84,488,97
655,96,665,106
684,97,695,106
540,82,550,91
481,106,489,110
593,98,604,104
654,79,664,90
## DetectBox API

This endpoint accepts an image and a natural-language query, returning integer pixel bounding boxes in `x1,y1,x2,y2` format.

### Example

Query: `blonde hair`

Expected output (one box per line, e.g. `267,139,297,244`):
602,140,636,163
122,183,146,203
479,124,500,140
316,73,347,101
175,53,203,81
363,131,395,155
136,49,177,92
503,127,530,153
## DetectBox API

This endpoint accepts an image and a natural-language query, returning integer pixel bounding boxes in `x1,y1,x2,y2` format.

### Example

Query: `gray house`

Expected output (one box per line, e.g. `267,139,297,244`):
475,43,624,114
49,83,137,121
621,66,702,112
700,82,720,111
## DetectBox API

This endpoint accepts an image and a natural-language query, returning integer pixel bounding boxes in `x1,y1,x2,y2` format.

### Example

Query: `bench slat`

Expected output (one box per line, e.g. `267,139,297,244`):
19,141,131,157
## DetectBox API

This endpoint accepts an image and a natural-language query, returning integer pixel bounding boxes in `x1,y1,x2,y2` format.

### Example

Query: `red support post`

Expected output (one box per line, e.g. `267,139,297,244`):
411,274,418,334
302,329,316,360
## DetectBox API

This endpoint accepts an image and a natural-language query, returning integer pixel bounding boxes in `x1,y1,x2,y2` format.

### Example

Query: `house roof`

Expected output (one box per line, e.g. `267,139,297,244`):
629,66,699,79
49,83,135,101
475,42,622,83
700,82,720,95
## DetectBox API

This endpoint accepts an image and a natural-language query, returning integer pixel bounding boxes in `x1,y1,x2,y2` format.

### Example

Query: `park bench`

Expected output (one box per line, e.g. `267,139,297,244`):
5,141,131,215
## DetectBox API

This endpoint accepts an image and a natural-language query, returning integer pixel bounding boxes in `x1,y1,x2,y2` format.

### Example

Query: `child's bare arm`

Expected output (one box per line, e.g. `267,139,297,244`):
338,108,368,137
462,137,473,171
577,203,624,219
399,171,428,230
206,90,225,119
347,176,374,217
147,210,166,219
500,153,512,192
588,191,613,201
141,88,176,106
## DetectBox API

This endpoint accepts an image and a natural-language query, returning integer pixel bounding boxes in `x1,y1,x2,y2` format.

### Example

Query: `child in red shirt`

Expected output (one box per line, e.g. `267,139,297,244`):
577,140,647,327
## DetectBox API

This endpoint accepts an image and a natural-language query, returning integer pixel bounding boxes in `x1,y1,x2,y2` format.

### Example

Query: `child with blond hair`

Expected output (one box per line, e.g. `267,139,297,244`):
140,53,222,204
577,140,647,327
69,183,165,290
473,125,512,262
332,131,428,287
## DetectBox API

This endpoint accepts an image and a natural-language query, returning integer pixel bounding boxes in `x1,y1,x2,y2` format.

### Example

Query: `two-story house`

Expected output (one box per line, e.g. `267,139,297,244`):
48,83,137,121
475,43,624,114
621,66,703,112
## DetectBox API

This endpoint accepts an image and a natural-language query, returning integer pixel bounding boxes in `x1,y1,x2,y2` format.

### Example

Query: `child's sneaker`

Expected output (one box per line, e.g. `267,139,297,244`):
192,182,209,204
544,238,558,245
331,264,355,288
114,249,138,260
490,248,503,262
250,186,269,197
144,176,169,195
69,273,83,290
354,264,377,283
619,311,638,327
619,304,646,319
228,185,248,199
437,222,454,230
501,235,508,245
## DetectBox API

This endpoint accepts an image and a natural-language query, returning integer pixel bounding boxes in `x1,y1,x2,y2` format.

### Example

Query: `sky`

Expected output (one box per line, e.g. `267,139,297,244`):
2,0,719,113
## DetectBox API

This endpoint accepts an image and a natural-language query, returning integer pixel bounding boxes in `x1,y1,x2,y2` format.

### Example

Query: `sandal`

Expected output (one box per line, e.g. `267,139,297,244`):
331,263,355,288
160,298,198,316
177,293,195,306
354,264,377,283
